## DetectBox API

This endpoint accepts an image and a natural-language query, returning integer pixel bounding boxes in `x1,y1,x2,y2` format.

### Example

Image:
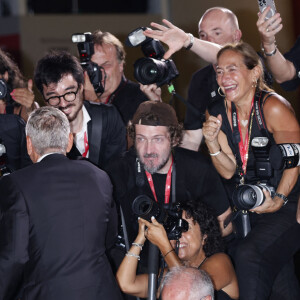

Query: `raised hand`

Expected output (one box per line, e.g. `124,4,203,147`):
257,6,283,46
139,83,162,101
203,114,222,144
10,79,35,109
144,19,190,59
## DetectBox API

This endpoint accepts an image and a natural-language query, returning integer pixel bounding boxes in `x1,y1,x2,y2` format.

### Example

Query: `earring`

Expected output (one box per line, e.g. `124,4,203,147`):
252,78,258,88
218,87,225,97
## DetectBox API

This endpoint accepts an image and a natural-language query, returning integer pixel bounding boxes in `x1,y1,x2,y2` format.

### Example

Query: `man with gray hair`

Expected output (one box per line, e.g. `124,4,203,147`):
161,267,214,300
0,106,122,300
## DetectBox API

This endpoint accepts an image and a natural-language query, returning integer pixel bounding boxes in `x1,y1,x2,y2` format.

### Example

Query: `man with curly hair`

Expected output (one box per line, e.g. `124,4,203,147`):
105,101,232,277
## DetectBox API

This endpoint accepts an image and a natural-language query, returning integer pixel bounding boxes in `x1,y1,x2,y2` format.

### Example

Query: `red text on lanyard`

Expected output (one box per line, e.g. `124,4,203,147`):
145,156,173,204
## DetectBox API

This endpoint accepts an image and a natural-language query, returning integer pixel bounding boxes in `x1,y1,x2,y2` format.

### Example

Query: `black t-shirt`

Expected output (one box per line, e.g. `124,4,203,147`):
281,35,300,91
107,76,149,125
184,64,222,130
106,146,230,246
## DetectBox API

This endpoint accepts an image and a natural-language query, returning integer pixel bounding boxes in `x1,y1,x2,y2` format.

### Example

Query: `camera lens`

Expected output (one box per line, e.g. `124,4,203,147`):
134,57,167,85
132,195,160,222
0,79,7,99
232,184,265,210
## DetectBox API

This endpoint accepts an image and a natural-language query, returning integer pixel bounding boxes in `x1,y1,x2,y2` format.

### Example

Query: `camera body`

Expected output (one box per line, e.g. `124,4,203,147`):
126,27,179,87
257,0,277,20
72,32,104,94
233,137,275,210
132,195,188,240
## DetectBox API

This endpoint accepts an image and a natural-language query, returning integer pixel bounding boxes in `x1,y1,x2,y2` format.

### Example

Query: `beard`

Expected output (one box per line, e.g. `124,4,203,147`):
58,93,83,122
137,149,172,174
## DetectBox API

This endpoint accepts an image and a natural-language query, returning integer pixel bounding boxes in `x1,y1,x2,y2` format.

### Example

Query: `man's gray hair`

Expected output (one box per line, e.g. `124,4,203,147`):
26,106,70,155
161,266,214,300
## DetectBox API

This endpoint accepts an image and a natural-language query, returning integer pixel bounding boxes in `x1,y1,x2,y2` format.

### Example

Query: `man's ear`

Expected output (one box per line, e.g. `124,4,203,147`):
234,29,242,42
66,133,73,153
26,136,33,156
119,61,124,73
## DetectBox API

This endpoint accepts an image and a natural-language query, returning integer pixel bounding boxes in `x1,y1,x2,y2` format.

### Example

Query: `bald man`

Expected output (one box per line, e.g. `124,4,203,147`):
182,7,242,151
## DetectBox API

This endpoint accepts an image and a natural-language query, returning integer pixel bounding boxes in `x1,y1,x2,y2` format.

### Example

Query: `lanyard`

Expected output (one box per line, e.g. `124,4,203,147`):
145,156,173,204
231,97,254,177
82,131,89,157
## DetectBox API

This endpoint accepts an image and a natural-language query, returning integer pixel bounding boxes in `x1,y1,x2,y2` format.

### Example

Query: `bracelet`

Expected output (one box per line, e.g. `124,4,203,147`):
209,149,222,156
261,43,277,57
185,33,194,50
126,251,140,260
132,242,143,250
274,192,288,206
163,249,175,258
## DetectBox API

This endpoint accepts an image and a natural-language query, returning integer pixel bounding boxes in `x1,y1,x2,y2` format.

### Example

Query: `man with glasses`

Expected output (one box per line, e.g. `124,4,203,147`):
34,50,126,168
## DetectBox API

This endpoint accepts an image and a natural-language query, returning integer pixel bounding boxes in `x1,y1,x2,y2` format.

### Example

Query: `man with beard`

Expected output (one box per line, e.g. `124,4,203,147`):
105,101,232,274
34,50,126,168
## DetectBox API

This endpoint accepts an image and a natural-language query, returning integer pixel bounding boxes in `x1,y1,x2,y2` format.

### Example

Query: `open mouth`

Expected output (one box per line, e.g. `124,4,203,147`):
223,84,237,93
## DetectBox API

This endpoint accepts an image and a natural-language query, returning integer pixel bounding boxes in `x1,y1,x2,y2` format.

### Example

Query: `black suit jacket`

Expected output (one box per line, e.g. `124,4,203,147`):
68,101,126,169
0,154,122,300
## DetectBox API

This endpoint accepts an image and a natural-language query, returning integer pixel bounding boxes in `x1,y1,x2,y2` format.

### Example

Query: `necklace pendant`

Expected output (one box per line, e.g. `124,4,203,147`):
241,120,249,127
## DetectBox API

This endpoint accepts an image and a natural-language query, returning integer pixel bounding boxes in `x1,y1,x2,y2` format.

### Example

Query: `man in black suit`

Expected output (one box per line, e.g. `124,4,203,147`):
0,106,122,300
34,50,126,169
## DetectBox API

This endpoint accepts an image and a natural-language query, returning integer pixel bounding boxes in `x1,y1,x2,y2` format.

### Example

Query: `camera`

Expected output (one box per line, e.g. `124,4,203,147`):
232,183,275,210
232,137,276,210
72,32,105,94
0,139,11,177
132,195,188,240
270,143,300,170
126,27,179,87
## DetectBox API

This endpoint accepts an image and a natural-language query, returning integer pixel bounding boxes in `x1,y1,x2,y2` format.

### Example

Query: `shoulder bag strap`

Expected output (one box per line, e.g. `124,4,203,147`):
88,107,103,165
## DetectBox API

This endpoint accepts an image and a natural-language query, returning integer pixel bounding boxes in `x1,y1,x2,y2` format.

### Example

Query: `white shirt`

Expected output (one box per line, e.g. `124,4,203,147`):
74,106,91,158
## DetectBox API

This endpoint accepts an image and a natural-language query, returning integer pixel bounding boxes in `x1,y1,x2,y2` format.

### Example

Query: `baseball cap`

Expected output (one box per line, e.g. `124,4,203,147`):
131,101,178,127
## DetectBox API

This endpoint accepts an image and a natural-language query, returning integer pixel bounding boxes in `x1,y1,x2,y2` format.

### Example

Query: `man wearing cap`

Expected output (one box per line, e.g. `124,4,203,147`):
105,101,232,272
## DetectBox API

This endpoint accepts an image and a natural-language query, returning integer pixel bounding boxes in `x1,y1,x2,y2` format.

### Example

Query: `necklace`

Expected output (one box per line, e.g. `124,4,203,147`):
197,256,207,269
240,119,248,127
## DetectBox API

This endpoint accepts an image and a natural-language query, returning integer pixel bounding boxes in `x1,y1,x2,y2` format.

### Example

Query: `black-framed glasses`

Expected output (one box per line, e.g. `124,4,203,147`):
45,86,79,106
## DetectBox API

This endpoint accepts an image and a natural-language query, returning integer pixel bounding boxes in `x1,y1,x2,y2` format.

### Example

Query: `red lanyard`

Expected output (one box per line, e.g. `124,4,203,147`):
145,156,173,204
82,131,89,157
236,98,254,174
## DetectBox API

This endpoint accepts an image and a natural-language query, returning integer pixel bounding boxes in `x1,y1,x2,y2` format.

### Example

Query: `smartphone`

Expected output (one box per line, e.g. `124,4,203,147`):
257,0,277,20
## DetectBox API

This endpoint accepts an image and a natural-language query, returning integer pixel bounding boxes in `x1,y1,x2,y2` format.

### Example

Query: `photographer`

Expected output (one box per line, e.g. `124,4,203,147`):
105,101,232,276
82,30,161,125
116,201,238,300
0,48,38,121
202,42,300,300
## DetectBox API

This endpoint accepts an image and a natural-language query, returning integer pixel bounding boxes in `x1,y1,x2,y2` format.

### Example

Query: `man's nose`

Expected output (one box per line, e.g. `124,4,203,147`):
145,140,154,154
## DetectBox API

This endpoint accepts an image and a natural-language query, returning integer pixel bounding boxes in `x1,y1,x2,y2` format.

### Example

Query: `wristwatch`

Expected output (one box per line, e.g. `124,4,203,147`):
274,192,288,206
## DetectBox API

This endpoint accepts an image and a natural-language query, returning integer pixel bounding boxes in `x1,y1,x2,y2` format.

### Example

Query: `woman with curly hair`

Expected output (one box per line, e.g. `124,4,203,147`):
116,201,239,300
0,48,38,120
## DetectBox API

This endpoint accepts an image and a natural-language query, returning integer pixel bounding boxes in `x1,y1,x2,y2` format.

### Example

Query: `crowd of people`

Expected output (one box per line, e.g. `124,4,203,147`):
0,4,299,300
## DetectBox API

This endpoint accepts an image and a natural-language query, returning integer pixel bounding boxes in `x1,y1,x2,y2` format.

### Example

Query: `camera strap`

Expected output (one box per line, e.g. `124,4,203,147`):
145,156,174,204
